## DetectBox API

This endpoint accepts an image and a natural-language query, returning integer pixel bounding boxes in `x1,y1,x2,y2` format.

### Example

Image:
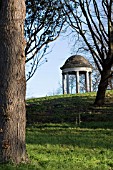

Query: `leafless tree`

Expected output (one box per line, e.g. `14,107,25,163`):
60,0,113,105
25,0,66,81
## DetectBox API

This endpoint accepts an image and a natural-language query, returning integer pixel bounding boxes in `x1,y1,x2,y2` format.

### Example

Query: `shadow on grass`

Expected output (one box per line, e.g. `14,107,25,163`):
26,94,113,124
0,163,38,170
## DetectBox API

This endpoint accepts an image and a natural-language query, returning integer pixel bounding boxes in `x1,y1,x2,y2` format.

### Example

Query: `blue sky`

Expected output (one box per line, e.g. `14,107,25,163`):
26,36,72,98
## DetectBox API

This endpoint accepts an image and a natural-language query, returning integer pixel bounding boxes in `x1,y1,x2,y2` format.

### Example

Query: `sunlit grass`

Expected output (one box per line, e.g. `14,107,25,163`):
1,124,113,170
25,123,113,170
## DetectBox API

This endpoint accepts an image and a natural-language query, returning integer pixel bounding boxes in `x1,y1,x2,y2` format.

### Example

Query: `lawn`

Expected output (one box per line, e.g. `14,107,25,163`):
0,91,113,169
26,123,113,170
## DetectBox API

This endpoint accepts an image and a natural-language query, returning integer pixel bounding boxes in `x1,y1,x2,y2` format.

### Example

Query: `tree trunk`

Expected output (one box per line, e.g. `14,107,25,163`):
95,2,113,106
0,0,27,163
94,68,111,106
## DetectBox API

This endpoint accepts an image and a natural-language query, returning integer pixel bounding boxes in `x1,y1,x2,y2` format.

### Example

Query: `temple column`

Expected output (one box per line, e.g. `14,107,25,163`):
76,71,80,93
62,74,65,94
66,73,69,94
89,72,93,92
86,71,90,92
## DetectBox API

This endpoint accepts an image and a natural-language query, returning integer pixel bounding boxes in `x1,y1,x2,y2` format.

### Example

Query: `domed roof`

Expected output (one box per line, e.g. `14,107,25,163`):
60,55,92,70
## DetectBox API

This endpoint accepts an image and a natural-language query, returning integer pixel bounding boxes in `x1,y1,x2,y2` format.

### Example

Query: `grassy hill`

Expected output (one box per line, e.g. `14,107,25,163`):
26,90,113,128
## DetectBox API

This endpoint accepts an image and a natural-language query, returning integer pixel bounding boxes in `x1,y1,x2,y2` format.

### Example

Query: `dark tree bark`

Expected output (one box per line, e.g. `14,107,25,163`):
94,68,111,105
0,0,27,163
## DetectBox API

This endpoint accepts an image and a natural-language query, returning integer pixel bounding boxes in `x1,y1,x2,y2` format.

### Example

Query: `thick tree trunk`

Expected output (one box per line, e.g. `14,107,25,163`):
94,68,111,106
0,0,27,163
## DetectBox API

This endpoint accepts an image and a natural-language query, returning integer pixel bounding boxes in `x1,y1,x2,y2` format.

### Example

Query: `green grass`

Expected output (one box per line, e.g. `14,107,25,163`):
0,91,113,169
26,91,113,124
26,123,113,170
3,123,112,170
